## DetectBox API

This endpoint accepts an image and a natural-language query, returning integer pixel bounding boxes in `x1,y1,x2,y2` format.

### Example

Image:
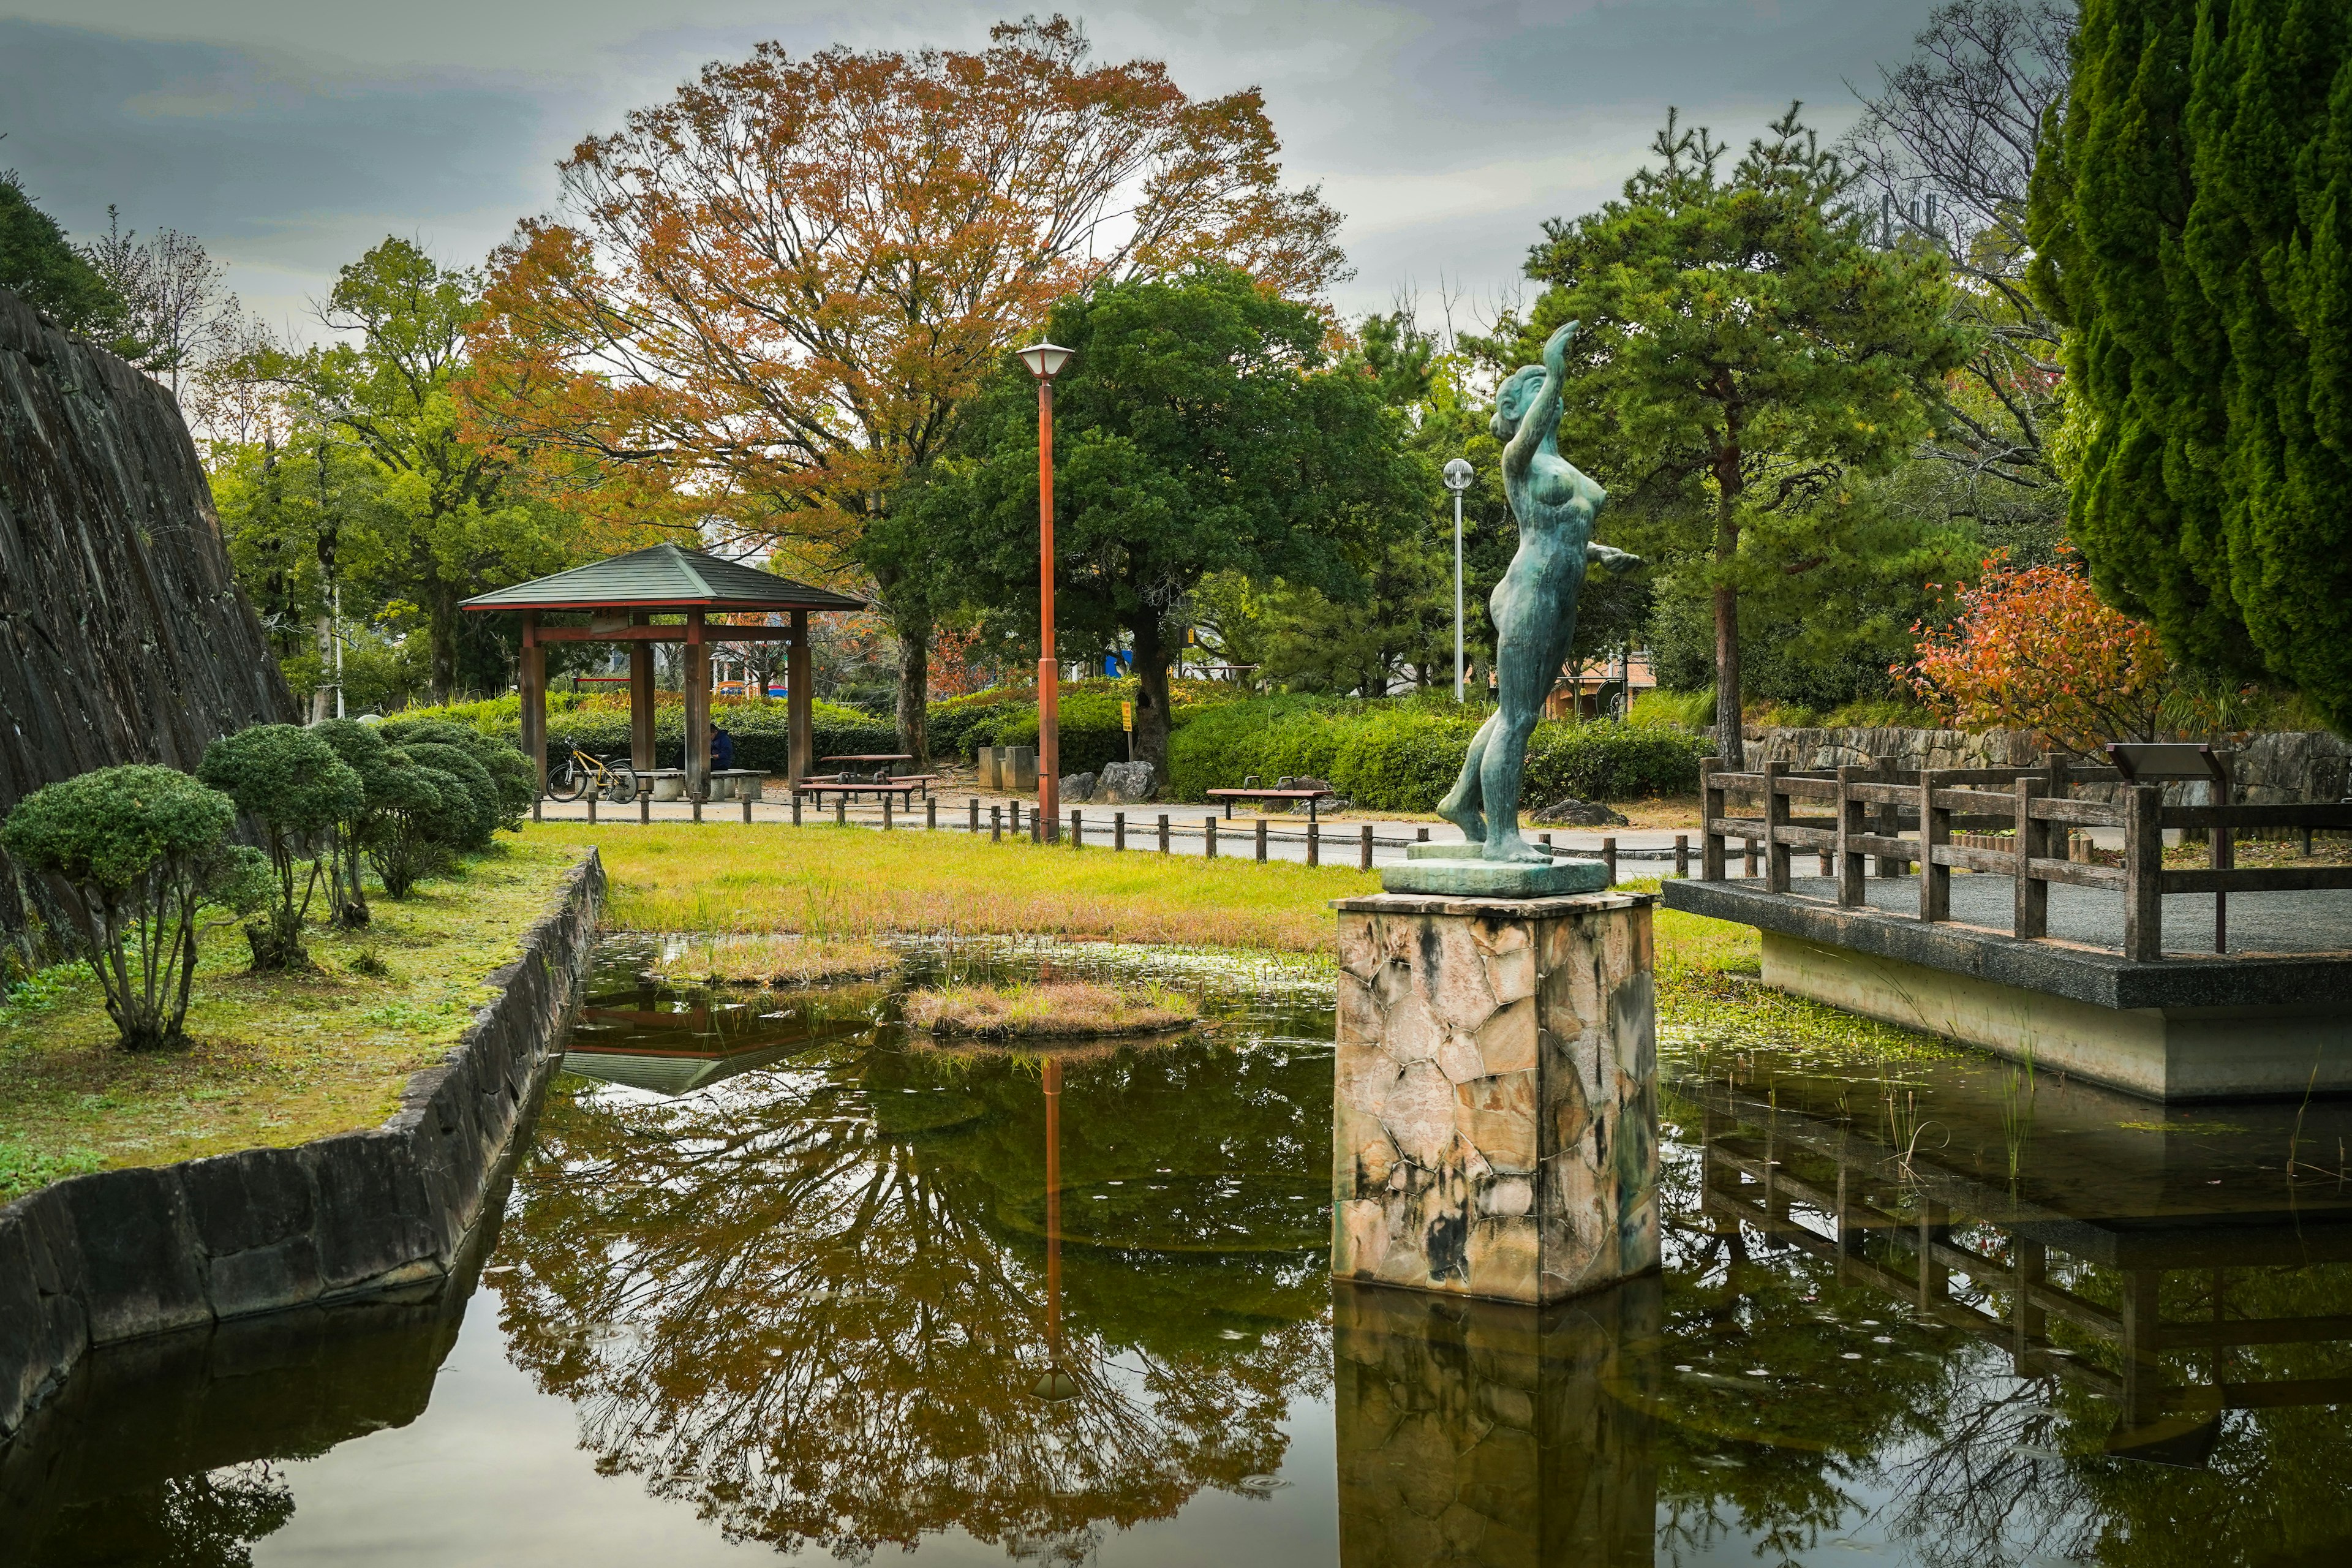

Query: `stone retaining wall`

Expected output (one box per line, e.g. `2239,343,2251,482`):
0,848,605,1442
1747,726,2351,807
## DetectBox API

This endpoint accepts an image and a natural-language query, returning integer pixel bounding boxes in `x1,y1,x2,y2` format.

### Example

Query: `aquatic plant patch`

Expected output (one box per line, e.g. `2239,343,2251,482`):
905,980,1199,1039
646,933,900,986
0,841,581,1201
1640,884,1962,1071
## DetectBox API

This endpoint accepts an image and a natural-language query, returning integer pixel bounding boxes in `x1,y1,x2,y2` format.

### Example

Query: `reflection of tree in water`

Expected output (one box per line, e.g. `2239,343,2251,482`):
500,1030,1333,1558
1650,1083,2352,1568
1885,1261,2352,1568
18,1461,295,1568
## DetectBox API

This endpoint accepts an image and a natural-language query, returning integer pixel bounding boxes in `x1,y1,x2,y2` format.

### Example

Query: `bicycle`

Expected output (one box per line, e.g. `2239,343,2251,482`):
546,747,638,804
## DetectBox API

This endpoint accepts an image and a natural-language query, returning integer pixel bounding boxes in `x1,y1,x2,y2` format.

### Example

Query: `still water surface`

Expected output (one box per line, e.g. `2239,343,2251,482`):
7,937,2352,1566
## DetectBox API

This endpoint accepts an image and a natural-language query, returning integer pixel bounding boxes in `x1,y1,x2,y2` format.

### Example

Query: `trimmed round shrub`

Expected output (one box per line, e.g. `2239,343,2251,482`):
381,718,532,830
0,765,264,1049
394,742,502,851
198,724,365,969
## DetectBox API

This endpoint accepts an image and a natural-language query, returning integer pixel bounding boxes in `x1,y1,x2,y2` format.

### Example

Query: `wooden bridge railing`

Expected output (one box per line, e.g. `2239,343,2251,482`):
1699,755,2352,960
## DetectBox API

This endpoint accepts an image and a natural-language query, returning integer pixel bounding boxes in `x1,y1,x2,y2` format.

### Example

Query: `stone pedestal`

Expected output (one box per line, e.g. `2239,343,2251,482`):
1332,892,1658,1303
1333,1278,1659,1567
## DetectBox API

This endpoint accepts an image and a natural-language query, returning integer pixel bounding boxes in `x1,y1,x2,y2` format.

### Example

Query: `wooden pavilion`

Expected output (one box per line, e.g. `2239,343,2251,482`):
462,543,866,805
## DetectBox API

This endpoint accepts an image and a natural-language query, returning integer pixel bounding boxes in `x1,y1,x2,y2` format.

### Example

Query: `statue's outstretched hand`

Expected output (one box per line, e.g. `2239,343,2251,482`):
1586,542,1644,573
1543,320,1580,375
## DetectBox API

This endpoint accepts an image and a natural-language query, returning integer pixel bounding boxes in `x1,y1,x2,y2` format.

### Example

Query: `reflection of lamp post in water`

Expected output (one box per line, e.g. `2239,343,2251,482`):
1033,1054,1080,1401
1442,459,1474,703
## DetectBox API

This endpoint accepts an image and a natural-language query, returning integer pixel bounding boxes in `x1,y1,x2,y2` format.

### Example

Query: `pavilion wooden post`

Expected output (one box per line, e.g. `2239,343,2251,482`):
788,609,813,786
519,611,547,813
628,610,655,775
684,609,710,802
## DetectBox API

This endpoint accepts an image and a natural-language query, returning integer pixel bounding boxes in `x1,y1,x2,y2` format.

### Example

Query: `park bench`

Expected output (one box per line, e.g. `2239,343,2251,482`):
796,777,931,808
1206,785,1334,823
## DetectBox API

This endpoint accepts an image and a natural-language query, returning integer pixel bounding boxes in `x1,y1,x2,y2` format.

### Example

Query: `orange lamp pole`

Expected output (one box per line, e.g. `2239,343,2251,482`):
1020,342,1073,843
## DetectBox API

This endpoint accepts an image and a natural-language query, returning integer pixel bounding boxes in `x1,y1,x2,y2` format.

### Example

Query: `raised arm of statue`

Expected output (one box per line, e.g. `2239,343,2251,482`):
1501,321,1577,480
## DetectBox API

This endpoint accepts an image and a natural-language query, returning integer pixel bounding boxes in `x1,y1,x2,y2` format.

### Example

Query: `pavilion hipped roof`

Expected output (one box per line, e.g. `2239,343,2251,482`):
459,543,867,614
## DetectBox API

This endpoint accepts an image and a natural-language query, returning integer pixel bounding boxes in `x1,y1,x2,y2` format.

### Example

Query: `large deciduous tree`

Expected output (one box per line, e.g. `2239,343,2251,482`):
899,267,1424,771
1509,107,1968,766
239,238,614,699
460,16,1346,761
2028,0,2352,732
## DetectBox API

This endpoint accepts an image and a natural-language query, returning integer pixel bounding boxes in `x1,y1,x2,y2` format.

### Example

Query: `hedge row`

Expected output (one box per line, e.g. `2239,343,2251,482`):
1165,696,1711,809
930,679,1251,778
392,693,895,774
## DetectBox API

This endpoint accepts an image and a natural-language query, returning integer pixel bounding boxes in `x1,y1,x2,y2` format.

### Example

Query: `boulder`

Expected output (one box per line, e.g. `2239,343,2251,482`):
1060,771,1096,804
1278,775,1335,794
1098,760,1157,804
1529,797,1630,827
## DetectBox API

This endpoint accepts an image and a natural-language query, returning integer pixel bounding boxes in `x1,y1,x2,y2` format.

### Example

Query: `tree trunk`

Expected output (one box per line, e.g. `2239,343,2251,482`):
895,627,930,767
1712,581,1743,771
1712,437,1746,771
311,610,334,723
428,576,459,704
1131,614,1173,774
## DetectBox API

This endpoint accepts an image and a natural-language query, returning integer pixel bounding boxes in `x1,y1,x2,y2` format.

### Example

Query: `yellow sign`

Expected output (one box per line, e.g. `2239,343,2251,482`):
1120,701,1134,731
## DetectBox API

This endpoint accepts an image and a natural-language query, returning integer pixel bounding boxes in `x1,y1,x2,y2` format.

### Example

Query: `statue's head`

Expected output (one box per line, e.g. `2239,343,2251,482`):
1491,365,1545,440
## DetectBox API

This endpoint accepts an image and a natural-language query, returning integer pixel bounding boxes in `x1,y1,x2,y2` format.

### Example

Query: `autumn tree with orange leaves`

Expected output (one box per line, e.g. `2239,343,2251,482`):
1901,547,2209,756
461,16,1346,760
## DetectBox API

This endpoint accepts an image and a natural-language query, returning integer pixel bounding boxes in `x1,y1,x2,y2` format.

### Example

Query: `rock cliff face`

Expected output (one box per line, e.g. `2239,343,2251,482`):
0,289,294,947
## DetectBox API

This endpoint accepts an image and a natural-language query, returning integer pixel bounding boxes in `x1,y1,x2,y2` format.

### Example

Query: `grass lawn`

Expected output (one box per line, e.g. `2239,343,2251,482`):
541,821,1381,951
0,842,582,1202
556,823,1936,1063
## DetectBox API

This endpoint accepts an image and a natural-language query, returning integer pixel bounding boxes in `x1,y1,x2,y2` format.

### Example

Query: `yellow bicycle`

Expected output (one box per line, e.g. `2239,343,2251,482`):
546,747,638,804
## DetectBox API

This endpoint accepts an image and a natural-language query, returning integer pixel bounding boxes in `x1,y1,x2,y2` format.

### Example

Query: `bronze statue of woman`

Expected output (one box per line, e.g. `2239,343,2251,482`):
1436,320,1639,862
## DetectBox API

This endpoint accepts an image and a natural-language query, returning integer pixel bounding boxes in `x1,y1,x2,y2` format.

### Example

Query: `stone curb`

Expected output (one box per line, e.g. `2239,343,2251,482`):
0,848,606,1442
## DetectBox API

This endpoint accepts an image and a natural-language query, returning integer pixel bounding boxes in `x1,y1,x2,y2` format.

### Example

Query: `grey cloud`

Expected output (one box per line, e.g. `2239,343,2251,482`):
0,0,1947,328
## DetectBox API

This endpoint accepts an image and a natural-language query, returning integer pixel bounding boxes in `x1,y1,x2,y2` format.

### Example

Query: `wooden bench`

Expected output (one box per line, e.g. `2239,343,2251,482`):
796,778,928,807
1207,786,1332,822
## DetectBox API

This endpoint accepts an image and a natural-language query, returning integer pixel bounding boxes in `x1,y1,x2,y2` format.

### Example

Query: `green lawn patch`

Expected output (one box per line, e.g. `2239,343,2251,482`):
0,841,582,1202
546,821,1381,952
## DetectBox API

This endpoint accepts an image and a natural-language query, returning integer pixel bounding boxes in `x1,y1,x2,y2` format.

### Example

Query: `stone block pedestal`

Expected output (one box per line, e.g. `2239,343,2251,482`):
1332,891,1659,1303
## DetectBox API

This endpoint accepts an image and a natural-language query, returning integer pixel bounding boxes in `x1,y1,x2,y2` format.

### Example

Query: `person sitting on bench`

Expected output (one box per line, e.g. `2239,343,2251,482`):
710,723,735,771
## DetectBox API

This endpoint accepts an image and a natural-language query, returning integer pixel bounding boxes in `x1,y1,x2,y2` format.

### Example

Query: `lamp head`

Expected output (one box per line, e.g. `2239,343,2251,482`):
1441,458,1475,493
1019,341,1075,382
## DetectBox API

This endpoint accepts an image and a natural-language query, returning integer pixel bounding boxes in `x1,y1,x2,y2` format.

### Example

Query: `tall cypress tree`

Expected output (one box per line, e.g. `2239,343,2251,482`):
2031,0,2352,729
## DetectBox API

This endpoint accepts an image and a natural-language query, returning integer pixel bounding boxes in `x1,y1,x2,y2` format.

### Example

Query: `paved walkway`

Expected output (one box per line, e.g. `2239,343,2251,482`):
530,789,1709,872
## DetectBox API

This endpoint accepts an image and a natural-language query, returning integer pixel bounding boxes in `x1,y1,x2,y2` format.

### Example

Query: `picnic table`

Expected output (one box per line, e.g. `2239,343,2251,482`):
1206,786,1333,823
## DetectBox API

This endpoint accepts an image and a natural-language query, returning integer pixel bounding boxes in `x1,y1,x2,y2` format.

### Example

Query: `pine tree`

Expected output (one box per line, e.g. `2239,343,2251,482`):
1510,107,1966,765
2030,0,2352,729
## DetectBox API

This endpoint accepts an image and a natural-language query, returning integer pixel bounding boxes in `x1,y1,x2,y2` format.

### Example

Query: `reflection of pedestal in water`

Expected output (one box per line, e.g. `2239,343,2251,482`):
1332,892,1659,1303
1333,1278,1659,1567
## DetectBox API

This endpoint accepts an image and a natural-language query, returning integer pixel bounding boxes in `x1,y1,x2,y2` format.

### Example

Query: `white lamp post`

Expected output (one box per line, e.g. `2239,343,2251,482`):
1442,458,1474,703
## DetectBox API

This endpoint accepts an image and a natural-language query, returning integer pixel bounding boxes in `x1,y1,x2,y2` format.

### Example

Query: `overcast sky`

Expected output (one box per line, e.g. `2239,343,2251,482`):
0,0,1947,339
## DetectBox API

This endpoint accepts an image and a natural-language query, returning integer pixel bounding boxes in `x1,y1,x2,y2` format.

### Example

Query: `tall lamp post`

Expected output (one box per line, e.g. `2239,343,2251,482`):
1442,458,1474,703
1020,341,1074,841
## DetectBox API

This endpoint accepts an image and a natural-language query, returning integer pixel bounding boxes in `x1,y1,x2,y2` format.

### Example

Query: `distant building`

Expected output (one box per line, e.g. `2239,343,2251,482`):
1546,650,1655,722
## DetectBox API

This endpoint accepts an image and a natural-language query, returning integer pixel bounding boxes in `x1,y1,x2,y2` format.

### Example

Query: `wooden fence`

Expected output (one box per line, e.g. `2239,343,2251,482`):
1699,755,2352,960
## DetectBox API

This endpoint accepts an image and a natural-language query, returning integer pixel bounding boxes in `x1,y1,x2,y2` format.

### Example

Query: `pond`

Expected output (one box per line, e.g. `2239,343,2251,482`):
6,936,2352,1566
